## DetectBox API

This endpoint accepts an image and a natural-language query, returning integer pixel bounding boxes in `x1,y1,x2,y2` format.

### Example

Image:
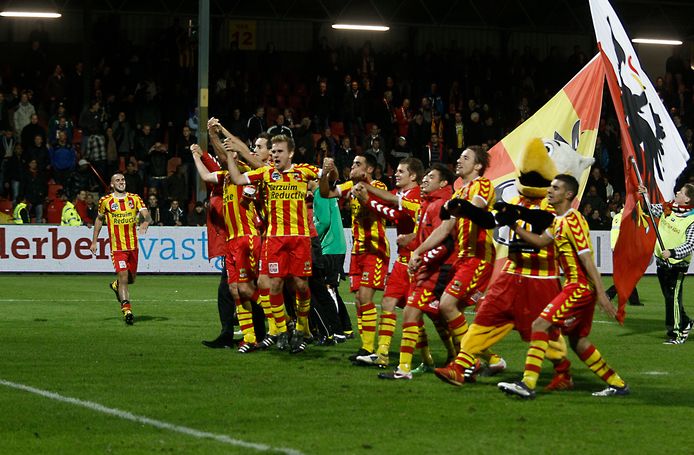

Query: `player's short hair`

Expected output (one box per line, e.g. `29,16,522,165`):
555,173,579,201
270,134,295,151
467,145,490,175
400,157,425,183
256,132,271,143
361,153,377,170
429,163,455,187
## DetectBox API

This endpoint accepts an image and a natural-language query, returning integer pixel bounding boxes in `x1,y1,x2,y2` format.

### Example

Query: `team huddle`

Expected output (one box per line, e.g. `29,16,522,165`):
90,117,631,399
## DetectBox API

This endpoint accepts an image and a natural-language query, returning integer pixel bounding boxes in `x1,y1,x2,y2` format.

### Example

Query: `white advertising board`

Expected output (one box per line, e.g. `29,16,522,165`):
1,226,689,274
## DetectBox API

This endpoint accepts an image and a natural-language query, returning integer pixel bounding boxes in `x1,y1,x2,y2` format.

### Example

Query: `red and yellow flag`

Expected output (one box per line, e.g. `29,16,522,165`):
463,55,606,276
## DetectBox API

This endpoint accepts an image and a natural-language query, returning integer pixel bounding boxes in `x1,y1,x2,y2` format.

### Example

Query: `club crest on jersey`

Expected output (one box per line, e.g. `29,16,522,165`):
268,262,279,274
292,172,304,182
362,271,369,281
239,268,247,278
271,171,281,181
450,280,462,292
304,261,311,272
110,202,119,211
128,200,135,208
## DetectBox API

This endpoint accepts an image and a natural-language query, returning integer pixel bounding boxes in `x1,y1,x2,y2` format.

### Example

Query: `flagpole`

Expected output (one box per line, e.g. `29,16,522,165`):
628,156,666,251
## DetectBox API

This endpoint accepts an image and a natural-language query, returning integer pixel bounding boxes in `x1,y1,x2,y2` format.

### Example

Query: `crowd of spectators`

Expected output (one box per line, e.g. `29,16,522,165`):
1,23,693,227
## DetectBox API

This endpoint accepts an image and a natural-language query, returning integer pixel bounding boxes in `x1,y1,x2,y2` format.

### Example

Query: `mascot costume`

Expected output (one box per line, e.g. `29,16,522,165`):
435,137,593,390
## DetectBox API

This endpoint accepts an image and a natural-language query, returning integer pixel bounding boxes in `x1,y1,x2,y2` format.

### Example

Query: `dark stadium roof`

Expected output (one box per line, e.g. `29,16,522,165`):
2,0,694,38
0,0,694,38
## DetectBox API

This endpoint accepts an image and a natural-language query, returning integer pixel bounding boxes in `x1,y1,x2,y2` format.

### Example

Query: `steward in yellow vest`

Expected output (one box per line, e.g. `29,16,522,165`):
13,199,29,224
644,183,694,345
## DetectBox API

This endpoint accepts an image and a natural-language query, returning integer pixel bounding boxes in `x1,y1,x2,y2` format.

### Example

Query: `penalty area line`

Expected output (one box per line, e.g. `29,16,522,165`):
0,379,303,455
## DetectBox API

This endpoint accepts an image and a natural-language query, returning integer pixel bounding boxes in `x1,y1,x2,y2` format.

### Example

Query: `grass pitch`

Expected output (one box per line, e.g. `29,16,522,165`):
1,274,693,454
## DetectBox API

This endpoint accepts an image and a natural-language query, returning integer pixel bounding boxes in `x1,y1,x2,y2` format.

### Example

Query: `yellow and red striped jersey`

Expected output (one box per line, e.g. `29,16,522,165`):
214,168,261,240
502,196,560,278
245,163,320,237
452,176,495,262
98,192,146,252
338,180,390,257
548,208,592,285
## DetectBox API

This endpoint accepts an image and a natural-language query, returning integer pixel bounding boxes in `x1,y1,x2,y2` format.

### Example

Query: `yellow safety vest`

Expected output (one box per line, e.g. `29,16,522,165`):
61,201,82,226
13,202,28,224
655,211,694,265
610,210,622,250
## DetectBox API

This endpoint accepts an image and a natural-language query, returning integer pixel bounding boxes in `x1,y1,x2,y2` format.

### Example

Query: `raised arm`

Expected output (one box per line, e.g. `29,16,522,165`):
223,136,265,169
224,147,251,186
637,184,664,217
319,157,341,198
362,182,398,205
190,144,219,184
215,121,264,170
207,121,227,158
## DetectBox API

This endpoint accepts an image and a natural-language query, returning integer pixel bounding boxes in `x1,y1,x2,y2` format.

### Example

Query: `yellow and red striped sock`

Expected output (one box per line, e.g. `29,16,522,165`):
295,289,311,335
376,310,397,356
236,299,256,343
258,289,277,336
522,331,549,390
447,313,469,352
359,302,378,352
356,304,363,336
269,292,287,333
453,350,476,369
397,322,419,373
553,358,571,374
433,318,456,359
416,322,434,366
579,344,626,388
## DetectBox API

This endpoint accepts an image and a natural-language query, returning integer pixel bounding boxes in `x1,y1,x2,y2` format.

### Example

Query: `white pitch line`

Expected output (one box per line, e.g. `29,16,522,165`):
0,379,303,455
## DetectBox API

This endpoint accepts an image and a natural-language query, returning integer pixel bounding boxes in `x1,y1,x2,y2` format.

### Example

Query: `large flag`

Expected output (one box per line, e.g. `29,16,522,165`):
483,54,604,197
462,55,605,277
590,0,690,322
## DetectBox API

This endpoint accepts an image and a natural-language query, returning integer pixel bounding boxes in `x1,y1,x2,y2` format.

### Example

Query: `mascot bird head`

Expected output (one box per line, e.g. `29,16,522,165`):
516,138,558,199
515,133,595,199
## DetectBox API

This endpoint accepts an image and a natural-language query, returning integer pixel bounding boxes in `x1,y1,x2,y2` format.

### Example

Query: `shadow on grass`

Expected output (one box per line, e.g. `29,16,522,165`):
261,345,348,361
617,317,663,338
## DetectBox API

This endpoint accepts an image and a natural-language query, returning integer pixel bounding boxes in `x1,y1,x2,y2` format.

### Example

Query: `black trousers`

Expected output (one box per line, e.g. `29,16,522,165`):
323,253,352,333
605,284,640,305
217,259,236,335
308,237,342,337
657,264,690,336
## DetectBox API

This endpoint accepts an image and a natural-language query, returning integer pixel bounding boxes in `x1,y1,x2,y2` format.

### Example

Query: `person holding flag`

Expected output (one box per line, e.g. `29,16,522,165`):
639,183,694,345
590,0,690,321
